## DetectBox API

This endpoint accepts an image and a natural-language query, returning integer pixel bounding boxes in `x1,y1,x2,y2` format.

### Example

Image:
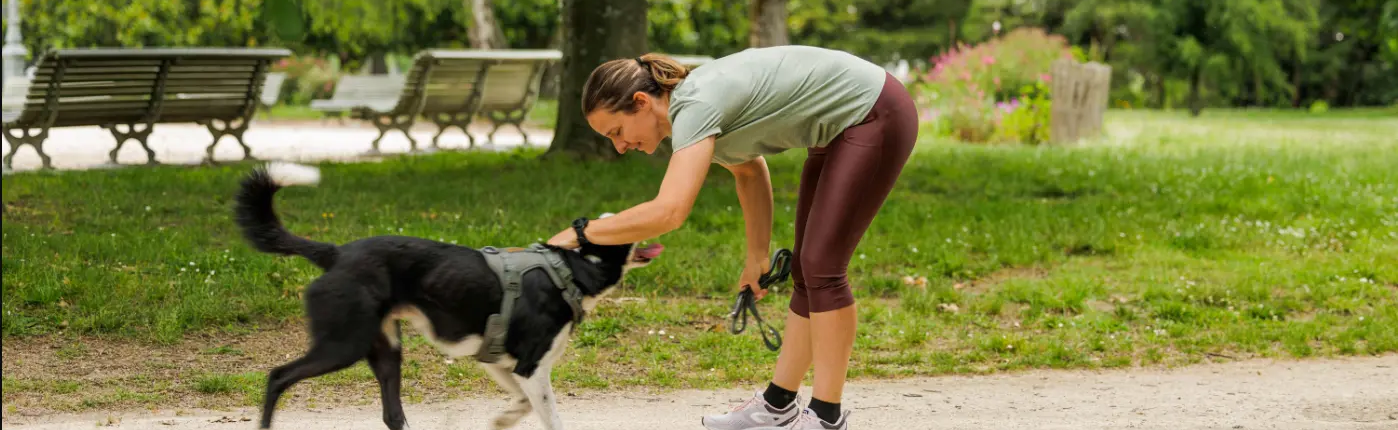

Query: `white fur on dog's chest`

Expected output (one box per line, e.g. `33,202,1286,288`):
383,306,485,358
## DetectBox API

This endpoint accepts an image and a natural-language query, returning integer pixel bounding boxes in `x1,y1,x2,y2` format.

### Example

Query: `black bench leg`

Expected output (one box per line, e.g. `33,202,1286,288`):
485,109,530,147
103,122,159,166
321,111,347,125
367,114,417,156
3,125,54,171
430,112,474,150
199,117,255,165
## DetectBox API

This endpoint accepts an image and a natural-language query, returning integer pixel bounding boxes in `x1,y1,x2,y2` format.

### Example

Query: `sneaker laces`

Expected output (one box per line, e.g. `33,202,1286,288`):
729,394,760,413
784,409,820,428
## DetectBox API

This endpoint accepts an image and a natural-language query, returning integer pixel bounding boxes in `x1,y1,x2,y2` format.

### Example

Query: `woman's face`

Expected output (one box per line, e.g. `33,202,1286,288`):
585,92,669,155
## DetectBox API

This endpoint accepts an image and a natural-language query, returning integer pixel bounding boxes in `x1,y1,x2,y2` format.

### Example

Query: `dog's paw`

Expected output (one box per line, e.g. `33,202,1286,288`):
491,399,532,429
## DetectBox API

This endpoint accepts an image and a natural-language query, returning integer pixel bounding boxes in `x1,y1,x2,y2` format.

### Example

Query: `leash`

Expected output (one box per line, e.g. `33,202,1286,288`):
728,248,792,352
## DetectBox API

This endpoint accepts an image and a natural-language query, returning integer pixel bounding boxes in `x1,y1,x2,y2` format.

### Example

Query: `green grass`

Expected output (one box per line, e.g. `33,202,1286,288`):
260,98,559,129
3,109,1397,410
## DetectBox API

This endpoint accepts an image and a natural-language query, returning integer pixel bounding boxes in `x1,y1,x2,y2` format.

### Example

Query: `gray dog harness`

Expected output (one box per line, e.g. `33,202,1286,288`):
474,243,584,363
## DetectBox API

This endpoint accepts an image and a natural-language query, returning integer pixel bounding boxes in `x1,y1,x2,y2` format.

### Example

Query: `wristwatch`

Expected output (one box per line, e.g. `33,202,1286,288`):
571,217,591,247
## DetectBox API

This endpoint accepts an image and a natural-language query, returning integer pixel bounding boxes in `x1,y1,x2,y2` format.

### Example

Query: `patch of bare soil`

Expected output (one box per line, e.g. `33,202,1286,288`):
7,355,1397,430
0,322,502,416
953,264,1052,294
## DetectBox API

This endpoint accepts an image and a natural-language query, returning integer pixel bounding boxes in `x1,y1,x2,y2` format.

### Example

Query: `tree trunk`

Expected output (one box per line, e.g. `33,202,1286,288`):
1291,57,1302,108
545,0,648,160
1187,65,1204,117
1153,73,1166,109
748,0,789,47
366,53,390,75
538,0,565,98
467,0,508,49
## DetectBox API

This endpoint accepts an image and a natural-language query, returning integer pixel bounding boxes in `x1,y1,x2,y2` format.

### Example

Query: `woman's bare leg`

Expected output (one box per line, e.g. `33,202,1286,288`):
770,310,813,391
809,304,857,403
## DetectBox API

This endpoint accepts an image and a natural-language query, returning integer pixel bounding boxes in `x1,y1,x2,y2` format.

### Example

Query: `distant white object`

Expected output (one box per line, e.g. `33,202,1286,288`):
885,59,911,83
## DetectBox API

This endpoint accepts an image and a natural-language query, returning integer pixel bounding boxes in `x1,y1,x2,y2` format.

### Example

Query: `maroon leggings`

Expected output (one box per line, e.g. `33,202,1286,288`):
789,72,919,318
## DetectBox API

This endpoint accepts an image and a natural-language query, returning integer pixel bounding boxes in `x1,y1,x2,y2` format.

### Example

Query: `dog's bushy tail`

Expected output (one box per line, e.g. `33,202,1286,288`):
235,162,339,271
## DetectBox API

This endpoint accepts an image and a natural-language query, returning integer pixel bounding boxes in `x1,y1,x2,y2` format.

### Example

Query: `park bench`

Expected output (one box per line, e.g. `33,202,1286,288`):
324,49,564,154
2,47,292,170
256,71,287,117
309,74,407,124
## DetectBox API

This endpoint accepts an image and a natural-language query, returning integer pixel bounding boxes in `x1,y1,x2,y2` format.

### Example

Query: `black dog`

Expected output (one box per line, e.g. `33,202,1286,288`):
234,162,663,430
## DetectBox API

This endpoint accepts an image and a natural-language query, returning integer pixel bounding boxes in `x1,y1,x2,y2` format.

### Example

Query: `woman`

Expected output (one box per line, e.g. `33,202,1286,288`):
546,45,918,430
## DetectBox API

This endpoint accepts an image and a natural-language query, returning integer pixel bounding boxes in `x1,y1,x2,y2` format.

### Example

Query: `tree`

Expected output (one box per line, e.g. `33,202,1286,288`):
1061,0,1319,115
467,0,508,49
545,0,649,160
750,0,790,47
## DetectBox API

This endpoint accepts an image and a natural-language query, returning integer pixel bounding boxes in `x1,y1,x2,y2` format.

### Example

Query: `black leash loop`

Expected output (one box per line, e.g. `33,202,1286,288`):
729,248,792,351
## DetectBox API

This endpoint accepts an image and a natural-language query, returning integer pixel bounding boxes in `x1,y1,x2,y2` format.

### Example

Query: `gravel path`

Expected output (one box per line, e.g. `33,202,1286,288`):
4,355,1395,430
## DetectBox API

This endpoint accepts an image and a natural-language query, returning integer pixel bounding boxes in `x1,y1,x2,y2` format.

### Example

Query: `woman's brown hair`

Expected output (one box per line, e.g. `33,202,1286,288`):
582,53,689,115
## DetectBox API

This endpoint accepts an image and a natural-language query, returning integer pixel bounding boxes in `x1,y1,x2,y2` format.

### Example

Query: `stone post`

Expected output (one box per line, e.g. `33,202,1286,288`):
2,0,28,78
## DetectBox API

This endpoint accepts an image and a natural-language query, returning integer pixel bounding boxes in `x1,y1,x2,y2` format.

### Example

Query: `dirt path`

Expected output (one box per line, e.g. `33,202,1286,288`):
5,355,1395,430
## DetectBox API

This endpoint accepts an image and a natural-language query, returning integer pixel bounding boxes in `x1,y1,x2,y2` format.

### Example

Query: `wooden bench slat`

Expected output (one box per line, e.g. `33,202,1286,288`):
163,84,260,93
45,60,163,68
166,93,252,101
162,99,252,109
167,65,259,72
45,66,162,75
53,47,292,59
34,74,159,83
41,101,153,111
30,87,157,97
25,81,158,90
422,49,563,61
164,71,257,80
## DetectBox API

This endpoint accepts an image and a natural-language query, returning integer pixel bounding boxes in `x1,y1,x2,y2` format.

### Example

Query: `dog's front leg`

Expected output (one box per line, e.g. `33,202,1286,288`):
482,363,531,429
513,369,564,430
512,326,572,430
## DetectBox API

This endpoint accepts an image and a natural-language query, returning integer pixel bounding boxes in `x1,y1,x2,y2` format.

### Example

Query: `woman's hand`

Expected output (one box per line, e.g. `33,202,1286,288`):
546,227,580,249
738,255,770,300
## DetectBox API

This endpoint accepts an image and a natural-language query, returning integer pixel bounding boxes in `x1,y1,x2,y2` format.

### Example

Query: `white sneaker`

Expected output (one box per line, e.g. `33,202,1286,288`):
701,391,802,430
750,408,850,430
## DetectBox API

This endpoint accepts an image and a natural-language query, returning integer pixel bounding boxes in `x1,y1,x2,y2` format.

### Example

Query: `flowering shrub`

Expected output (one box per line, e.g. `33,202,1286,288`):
912,27,1073,144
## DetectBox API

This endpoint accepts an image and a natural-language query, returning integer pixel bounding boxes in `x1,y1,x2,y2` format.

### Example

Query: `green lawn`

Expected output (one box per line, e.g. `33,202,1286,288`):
3,109,1396,411
261,98,559,129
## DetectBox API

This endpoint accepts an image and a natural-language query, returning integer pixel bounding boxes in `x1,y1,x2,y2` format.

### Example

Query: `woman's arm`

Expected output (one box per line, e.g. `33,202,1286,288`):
723,156,774,267
548,136,717,247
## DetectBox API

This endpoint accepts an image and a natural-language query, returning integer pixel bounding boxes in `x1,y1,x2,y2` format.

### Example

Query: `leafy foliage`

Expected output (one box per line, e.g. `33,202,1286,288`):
5,0,1393,109
913,28,1071,143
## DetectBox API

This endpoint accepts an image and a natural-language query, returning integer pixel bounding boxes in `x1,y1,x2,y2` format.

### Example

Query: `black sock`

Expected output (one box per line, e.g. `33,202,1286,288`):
808,397,841,424
762,382,797,409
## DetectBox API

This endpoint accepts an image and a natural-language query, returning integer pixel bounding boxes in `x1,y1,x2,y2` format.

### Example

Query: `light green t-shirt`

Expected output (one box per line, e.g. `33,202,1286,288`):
667,45,889,166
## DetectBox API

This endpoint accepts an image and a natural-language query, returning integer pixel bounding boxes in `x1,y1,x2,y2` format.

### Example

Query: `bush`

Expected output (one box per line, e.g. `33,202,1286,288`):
911,27,1073,144
993,82,1052,145
270,56,341,106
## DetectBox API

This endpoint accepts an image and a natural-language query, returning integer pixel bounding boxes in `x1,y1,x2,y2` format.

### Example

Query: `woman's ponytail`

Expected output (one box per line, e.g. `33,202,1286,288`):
583,52,693,114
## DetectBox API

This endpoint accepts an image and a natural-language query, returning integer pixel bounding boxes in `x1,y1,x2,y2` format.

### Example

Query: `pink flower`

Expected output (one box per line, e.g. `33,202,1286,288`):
982,55,996,66
993,77,1002,87
960,72,972,81
1039,73,1052,83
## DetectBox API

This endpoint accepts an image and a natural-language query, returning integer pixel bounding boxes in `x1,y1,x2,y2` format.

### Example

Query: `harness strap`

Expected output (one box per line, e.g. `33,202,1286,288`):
474,244,584,364
532,243,584,326
476,246,515,363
